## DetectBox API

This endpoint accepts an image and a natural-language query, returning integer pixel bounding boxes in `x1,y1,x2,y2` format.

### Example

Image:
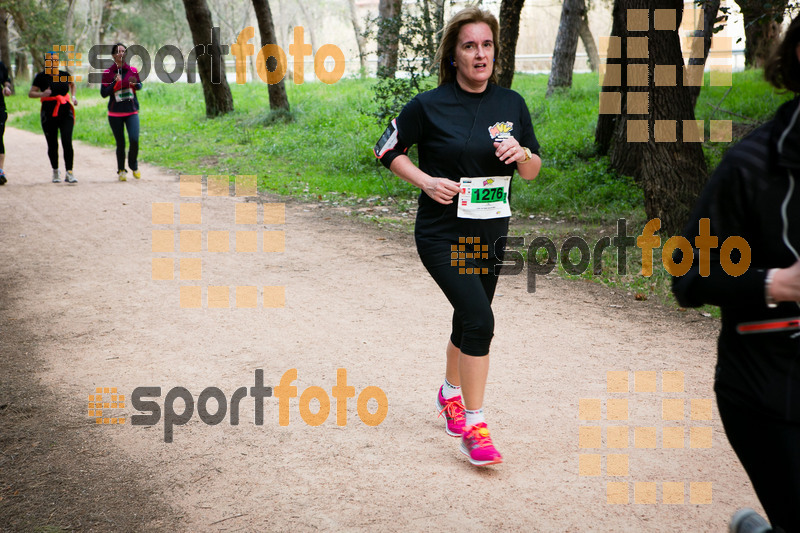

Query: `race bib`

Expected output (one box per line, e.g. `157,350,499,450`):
457,176,512,219
115,88,134,102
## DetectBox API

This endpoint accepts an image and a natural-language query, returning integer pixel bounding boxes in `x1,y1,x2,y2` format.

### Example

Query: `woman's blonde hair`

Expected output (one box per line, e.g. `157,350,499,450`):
434,6,499,86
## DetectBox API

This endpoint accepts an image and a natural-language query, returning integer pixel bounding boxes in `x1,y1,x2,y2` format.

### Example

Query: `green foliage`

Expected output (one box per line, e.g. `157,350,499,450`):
5,0,69,69
363,1,444,125
694,68,795,170
118,0,191,52
508,72,645,221
369,75,435,126
10,70,785,221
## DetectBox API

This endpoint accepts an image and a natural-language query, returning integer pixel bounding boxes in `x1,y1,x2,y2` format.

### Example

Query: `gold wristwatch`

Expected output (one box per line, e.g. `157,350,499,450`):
520,147,532,163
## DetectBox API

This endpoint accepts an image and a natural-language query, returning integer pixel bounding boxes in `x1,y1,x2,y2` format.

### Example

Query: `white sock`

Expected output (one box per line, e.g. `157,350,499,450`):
465,407,485,428
441,378,461,400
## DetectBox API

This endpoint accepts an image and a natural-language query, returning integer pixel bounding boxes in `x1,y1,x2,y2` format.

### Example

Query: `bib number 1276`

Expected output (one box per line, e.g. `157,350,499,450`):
471,187,506,204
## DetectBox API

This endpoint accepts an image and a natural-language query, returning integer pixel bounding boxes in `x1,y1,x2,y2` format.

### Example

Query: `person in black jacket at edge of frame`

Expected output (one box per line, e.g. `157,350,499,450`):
672,15,800,533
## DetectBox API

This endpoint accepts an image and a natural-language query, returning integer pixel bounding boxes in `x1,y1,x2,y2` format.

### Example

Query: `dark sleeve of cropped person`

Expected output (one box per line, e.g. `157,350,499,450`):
672,16,800,533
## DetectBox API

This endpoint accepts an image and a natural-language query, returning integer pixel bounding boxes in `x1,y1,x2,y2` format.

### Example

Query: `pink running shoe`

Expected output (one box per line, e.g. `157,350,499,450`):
460,422,503,466
436,386,466,437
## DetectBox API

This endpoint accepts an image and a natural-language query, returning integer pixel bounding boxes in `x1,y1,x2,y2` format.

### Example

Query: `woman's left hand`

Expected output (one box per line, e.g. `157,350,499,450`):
493,139,526,165
72,96,78,106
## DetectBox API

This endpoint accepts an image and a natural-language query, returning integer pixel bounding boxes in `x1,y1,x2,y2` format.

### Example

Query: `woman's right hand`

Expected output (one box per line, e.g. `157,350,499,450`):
42,88,52,97
423,176,461,205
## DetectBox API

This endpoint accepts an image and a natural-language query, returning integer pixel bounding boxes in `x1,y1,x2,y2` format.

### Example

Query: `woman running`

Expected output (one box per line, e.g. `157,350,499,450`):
374,6,541,466
0,60,12,185
101,43,142,181
28,59,78,184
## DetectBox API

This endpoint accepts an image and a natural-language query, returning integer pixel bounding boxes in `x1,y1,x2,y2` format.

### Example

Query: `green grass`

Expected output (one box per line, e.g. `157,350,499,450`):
9,71,790,310
10,71,788,215
11,79,414,201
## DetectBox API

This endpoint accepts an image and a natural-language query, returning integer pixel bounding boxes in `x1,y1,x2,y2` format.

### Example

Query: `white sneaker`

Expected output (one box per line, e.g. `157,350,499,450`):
52,170,61,183
65,171,77,184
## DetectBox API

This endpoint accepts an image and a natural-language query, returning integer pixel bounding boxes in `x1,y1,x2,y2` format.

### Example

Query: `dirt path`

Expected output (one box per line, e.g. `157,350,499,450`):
0,126,764,532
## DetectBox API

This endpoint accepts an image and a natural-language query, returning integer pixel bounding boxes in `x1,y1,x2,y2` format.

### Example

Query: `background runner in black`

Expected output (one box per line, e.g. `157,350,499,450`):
0,61,11,185
375,7,541,467
28,66,78,184
673,16,800,533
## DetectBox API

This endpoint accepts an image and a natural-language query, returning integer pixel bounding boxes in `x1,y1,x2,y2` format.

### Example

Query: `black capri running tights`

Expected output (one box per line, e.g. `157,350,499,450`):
717,396,800,533
0,110,6,154
423,261,499,357
41,115,73,170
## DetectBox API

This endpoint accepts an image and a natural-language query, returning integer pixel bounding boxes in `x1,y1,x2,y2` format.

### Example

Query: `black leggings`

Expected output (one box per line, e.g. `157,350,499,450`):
41,114,73,170
423,261,499,357
108,114,139,171
717,396,800,533
0,109,6,154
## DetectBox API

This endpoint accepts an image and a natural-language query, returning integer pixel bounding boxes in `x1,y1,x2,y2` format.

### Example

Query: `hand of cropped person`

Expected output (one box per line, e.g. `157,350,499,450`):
770,260,800,302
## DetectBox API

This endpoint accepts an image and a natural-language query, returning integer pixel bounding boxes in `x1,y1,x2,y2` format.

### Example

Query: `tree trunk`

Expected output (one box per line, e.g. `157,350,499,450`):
432,0,446,51
688,0,720,107
546,0,584,97
377,0,402,78
420,0,445,73
0,8,12,91
293,0,317,53
578,10,599,72
595,0,626,155
15,52,28,80
497,0,525,89
604,0,707,235
734,0,787,69
252,0,290,111
65,0,77,46
88,0,103,51
347,0,367,75
98,0,113,44
181,0,234,117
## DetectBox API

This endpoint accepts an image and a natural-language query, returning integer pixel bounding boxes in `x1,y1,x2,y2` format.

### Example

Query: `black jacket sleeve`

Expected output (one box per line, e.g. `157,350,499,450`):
672,155,768,308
